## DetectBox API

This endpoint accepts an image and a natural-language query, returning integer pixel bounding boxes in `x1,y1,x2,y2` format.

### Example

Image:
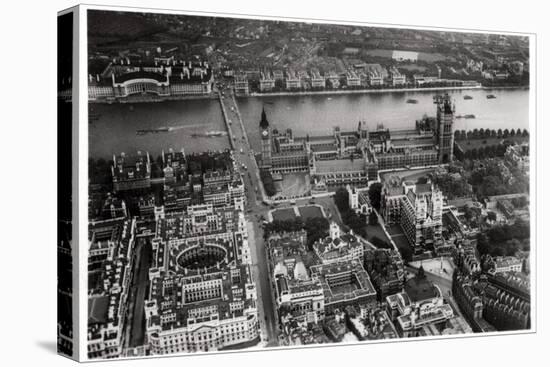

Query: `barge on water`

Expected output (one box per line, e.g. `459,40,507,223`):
136,127,170,135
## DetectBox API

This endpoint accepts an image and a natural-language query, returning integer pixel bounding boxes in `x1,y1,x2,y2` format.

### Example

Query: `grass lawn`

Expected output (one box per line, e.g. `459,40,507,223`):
455,136,528,152
271,208,297,222
298,205,324,221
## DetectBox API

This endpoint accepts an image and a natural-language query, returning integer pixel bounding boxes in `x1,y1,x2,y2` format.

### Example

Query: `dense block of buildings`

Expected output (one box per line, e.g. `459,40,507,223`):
88,219,136,359
234,73,249,95
310,260,377,314
386,268,457,337
269,232,326,325
259,94,455,194
453,271,530,332
268,224,378,343
364,249,405,300
112,151,151,192
144,203,259,354
312,222,365,265
259,70,276,92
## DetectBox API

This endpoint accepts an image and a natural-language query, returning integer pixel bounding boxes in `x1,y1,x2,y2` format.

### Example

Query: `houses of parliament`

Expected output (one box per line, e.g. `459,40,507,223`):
258,93,456,189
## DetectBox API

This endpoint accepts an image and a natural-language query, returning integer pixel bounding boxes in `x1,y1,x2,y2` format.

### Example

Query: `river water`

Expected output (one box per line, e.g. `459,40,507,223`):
89,88,529,159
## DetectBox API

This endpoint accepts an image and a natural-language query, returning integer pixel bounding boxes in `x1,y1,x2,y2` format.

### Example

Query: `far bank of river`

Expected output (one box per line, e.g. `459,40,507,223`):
87,84,528,104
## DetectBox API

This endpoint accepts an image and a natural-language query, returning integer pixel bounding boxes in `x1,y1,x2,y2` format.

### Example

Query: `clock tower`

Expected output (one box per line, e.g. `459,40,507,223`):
259,107,272,168
434,94,455,164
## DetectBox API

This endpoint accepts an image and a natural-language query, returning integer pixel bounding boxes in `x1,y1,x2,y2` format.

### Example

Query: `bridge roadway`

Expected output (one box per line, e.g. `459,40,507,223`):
219,88,279,347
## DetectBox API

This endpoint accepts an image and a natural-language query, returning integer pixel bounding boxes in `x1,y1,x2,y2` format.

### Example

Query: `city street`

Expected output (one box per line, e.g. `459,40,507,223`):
220,88,279,346
124,239,152,349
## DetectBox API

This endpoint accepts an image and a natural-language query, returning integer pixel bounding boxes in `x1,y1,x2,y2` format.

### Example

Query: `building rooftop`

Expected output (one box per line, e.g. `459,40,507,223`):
315,159,365,174
404,273,440,303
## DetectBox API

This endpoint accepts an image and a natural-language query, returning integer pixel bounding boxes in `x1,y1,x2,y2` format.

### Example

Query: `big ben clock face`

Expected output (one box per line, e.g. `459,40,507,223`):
262,130,268,137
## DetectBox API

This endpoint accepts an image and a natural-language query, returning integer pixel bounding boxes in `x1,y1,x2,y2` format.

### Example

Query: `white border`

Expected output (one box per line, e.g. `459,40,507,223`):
77,3,538,363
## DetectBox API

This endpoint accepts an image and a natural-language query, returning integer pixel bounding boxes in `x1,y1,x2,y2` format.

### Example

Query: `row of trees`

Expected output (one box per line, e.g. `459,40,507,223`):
260,170,277,197
477,219,530,257
460,143,511,161
454,128,529,141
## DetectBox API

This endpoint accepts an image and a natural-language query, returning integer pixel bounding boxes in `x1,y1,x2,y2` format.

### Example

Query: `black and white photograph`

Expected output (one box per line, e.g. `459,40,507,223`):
20,1,546,365
61,7,536,360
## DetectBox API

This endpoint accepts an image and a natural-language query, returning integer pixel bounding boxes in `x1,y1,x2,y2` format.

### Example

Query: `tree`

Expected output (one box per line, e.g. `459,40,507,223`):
490,129,497,138
477,147,486,159
522,129,529,137
304,217,330,248
260,170,277,197
516,128,522,137
334,188,350,212
368,182,383,211
510,129,516,137
369,210,378,225
487,211,497,222
497,129,503,138
503,129,510,138
370,236,391,249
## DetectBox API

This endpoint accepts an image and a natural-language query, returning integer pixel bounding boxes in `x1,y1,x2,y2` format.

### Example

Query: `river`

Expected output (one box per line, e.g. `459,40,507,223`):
88,88,529,159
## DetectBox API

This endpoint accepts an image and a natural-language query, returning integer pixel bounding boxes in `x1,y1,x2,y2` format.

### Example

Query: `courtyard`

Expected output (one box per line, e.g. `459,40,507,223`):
274,172,310,199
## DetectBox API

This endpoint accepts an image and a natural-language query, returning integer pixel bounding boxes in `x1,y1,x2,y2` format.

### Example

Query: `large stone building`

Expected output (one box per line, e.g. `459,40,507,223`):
312,222,365,265
268,227,377,336
381,179,443,252
112,151,151,192
386,268,456,337
258,94,455,191
88,59,214,100
269,232,326,325
144,203,259,354
364,249,405,300
453,271,529,332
